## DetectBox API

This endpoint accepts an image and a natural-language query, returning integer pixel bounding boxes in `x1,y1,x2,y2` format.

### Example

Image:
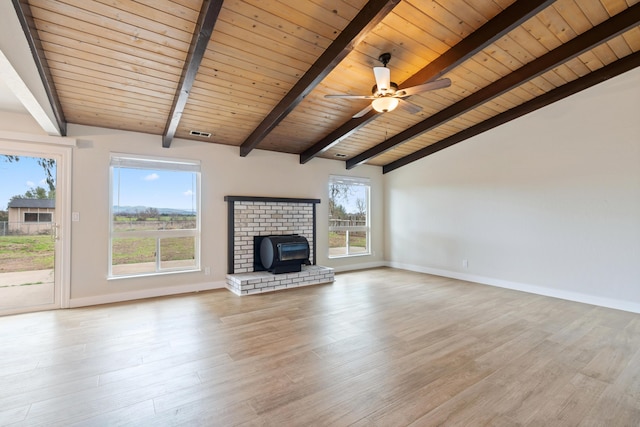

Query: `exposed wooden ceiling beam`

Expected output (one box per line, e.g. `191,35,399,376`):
11,0,66,136
383,52,640,174
299,0,556,164
347,3,640,169
239,0,401,157
163,0,223,148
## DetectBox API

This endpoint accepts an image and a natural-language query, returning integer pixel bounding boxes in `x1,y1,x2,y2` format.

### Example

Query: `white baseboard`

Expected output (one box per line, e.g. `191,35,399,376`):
388,261,640,314
69,280,227,308
331,260,387,273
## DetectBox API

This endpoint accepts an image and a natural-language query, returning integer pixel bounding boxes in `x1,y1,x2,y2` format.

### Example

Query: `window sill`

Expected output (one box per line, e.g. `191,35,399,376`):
328,251,371,259
108,267,201,281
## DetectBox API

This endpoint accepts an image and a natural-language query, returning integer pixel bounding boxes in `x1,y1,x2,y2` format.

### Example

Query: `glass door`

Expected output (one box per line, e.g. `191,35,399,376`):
0,151,61,315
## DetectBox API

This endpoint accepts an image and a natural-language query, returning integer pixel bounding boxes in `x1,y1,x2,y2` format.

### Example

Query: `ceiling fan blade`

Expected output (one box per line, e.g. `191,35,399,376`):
325,94,375,99
395,78,451,97
373,66,391,92
352,104,373,118
396,99,422,115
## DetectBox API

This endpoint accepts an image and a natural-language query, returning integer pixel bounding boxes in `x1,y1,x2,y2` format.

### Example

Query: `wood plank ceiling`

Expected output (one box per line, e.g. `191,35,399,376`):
13,0,640,173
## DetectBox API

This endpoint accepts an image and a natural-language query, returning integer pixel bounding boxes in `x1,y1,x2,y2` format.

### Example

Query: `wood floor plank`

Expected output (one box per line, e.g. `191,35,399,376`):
0,268,638,426
65,400,156,427
525,372,609,426
354,361,495,426
579,384,640,426
0,405,30,425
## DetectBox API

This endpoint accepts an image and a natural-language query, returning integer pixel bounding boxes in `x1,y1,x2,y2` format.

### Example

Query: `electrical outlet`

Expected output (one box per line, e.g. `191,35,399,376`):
204,267,210,275
72,212,80,222
462,259,468,269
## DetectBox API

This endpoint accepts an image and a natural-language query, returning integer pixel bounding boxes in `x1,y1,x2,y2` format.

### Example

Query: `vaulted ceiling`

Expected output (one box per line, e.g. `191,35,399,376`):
8,0,640,173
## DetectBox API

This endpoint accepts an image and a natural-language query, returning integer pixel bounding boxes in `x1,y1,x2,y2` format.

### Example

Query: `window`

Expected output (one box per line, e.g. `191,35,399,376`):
109,154,201,278
24,212,52,222
328,175,370,257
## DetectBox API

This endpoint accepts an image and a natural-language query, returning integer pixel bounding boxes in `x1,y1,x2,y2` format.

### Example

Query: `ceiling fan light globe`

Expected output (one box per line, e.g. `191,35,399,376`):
372,97,399,113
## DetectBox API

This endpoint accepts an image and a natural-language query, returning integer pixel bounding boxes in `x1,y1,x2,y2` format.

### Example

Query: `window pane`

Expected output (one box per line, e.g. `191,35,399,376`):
349,231,368,254
24,213,38,222
109,156,200,278
329,230,347,257
111,237,156,276
112,168,197,229
328,176,370,258
39,213,52,222
160,237,196,269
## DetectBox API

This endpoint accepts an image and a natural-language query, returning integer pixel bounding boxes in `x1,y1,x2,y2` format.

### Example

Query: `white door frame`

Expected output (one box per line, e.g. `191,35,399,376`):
0,131,74,313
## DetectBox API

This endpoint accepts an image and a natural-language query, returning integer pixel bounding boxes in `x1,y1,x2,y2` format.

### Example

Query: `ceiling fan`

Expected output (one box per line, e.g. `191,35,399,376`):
325,53,451,118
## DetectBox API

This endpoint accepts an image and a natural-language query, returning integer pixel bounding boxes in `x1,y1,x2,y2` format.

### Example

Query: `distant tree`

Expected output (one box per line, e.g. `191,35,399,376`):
330,203,348,220
355,198,366,218
24,186,54,199
329,182,352,220
8,186,55,205
3,156,56,192
138,207,159,220
0,210,7,222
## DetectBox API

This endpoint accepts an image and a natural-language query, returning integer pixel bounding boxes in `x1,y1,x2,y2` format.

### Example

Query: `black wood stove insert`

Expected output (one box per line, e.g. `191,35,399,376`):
254,235,310,274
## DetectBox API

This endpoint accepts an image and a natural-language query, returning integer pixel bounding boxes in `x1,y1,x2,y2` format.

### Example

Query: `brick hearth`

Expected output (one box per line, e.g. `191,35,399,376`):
226,265,334,295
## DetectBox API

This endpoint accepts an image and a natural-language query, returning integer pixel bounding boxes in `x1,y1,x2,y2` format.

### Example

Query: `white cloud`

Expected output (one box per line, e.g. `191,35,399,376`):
26,180,35,187
143,173,159,181
39,179,47,185
183,190,193,196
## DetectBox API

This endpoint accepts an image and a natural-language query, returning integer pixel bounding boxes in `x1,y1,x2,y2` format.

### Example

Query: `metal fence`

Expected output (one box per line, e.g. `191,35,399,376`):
112,219,197,232
0,221,53,236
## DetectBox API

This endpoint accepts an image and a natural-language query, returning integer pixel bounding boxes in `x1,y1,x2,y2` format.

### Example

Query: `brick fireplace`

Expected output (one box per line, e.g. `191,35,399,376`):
224,196,334,295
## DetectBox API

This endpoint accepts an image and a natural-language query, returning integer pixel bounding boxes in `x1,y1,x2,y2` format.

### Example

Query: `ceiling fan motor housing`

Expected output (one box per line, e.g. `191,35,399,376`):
372,82,398,96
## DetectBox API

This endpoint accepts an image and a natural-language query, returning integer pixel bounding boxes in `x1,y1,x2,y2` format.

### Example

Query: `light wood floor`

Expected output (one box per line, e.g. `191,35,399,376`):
1,268,639,426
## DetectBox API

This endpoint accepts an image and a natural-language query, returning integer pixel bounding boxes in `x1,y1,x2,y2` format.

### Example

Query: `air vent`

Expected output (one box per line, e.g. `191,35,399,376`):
334,153,347,158
189,130,211,138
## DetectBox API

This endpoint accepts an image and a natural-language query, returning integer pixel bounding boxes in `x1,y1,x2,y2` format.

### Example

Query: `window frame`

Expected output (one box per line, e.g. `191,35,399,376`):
108,153,201,279
328,175,371,258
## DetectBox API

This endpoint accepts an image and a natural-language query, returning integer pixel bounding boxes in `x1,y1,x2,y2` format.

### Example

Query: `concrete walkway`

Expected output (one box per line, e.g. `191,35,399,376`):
0,269,54,286
0,269,54,311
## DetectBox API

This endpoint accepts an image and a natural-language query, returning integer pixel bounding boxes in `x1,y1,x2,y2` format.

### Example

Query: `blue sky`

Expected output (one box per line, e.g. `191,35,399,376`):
1,156,197,212
0,155,54,210
113,167,197,211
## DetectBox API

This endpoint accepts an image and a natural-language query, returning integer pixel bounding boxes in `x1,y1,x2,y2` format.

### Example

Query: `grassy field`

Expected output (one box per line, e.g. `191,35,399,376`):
329,231,367,249
0,235,54,272
0,234,195,273
112,237,195,265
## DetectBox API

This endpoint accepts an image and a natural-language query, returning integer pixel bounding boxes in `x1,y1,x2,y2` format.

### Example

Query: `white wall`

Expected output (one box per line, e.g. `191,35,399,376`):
0,111,47,135
384,67,640,312
69,125,384,305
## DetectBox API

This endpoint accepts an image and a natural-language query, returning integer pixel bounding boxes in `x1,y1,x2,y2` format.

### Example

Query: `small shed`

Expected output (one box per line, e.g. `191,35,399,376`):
7,198,55,234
